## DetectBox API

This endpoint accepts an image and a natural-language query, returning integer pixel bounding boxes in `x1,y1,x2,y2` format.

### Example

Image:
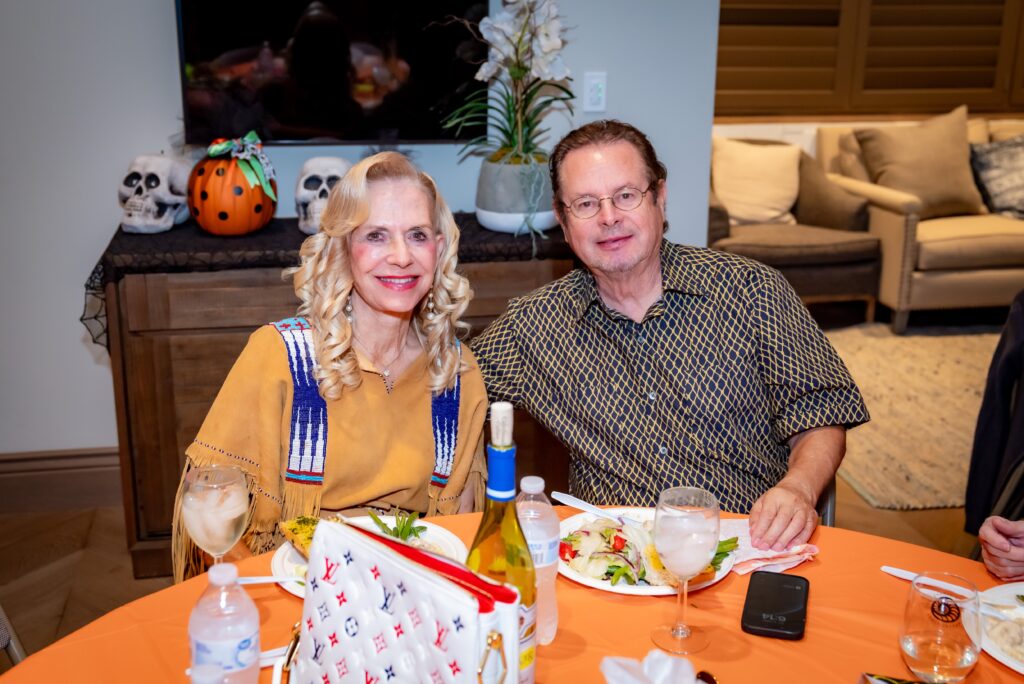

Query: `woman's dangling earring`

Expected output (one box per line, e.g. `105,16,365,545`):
426,290,436,320
345,296,353,323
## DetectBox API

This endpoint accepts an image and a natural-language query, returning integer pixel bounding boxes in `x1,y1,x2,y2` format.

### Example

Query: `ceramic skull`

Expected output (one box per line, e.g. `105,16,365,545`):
118,155,192,233
295,156,352,234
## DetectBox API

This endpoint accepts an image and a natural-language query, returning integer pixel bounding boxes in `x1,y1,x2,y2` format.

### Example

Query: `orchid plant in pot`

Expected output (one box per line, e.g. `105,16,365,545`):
444,0,574,237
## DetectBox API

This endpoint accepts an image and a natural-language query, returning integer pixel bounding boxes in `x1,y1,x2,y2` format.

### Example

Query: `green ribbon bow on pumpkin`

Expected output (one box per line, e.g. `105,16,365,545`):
206,131,278,202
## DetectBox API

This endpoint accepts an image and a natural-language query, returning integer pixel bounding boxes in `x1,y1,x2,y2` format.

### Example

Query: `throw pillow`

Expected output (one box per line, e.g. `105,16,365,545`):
971,134,1024,219
711,137,801,226
854,106,985,219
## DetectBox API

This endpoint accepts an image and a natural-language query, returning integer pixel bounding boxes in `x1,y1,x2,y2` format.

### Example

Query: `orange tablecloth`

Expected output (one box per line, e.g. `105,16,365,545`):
3,510,1020,683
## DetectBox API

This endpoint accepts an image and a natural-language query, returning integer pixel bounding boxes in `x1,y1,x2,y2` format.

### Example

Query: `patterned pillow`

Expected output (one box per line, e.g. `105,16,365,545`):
971,134,1024,219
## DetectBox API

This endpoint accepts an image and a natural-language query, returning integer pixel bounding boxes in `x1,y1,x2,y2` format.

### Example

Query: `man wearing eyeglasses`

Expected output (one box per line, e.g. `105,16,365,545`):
470,119,869,551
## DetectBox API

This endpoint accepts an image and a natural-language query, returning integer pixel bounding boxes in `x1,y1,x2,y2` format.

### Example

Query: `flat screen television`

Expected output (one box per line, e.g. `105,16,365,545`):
175,1,487,146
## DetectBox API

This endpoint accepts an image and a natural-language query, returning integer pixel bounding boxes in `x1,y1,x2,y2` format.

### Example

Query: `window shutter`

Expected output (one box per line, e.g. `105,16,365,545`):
1009,2,1024,106
716,0,862,114
850,0,1021,111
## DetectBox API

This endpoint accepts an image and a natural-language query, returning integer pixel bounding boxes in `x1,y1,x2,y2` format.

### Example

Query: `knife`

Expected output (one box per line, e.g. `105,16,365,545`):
880,565,1010,619
550,491,644,528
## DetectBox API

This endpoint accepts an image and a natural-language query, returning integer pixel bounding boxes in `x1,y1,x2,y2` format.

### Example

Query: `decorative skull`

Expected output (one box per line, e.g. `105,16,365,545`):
295,156,352,234
118,155,192,233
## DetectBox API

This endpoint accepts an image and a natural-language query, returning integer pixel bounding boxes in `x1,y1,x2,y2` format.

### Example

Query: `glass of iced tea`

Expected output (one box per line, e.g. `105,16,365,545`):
899,572,981,683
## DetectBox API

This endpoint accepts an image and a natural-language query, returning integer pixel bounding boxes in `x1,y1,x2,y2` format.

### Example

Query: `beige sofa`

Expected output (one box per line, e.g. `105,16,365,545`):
817,114,1024,332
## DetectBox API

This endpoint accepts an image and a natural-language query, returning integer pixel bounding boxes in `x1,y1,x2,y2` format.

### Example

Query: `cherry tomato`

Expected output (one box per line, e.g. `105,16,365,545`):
559,541,576,562
612,535,626,552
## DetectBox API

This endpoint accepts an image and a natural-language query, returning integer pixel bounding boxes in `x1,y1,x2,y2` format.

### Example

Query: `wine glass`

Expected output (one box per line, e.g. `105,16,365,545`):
180,464,249,565
899,572,981,683
650,486,720,654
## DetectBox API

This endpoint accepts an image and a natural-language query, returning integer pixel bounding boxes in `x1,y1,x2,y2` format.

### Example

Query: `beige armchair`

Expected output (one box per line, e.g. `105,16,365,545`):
817,115,1024,333
709,140,880,321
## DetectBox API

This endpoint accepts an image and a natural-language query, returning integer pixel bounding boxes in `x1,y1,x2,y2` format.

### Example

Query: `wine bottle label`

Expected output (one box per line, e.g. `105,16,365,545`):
518,603,537,683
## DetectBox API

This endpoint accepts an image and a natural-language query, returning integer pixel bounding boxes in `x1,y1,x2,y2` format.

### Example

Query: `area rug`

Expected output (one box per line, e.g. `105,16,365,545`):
824,323,1000,510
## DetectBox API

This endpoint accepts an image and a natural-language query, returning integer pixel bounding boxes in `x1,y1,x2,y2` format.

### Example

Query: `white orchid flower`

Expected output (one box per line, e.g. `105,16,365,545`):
445,0,573,166
480,13,518,51
475,58,501,82
531,52,569,81
539,0,560,20
536,19,563,54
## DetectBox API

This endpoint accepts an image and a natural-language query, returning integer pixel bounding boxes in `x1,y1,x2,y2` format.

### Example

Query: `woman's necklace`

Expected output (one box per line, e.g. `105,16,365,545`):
352,331,405,390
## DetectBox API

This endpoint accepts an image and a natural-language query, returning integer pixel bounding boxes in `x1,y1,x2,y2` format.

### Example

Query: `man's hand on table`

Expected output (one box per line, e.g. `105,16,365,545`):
749,482,817,551
979,515,1024,581
749,425,846,551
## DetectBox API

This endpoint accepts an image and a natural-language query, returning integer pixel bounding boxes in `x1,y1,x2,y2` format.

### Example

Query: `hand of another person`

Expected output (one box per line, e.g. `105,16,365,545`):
979,516,1024,581
748,482,818,551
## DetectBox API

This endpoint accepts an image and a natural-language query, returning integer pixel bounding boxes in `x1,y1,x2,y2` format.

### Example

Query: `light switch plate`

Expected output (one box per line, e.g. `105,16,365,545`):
583,71,607,112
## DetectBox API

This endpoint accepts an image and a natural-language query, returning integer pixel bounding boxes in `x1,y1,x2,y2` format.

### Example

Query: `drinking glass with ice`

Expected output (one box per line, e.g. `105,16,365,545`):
650,486,720,655
181,465,249,564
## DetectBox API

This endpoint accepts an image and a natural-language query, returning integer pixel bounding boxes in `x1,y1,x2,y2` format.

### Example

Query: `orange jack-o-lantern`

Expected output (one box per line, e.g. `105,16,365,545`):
187,132,278,236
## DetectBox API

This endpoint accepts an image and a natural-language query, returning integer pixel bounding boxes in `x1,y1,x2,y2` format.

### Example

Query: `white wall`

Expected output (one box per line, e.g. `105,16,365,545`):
0,0,720,454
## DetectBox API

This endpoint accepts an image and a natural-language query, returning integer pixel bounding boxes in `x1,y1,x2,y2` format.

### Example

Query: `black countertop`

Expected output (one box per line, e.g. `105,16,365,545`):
96,213,573,288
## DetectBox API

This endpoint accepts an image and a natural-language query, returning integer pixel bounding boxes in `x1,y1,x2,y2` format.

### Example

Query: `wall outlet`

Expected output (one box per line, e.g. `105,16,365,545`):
583,71,607,112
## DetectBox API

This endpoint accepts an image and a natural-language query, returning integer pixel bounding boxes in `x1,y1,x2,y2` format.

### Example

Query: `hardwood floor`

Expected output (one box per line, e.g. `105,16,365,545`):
835,477,977,557
0,507,170,673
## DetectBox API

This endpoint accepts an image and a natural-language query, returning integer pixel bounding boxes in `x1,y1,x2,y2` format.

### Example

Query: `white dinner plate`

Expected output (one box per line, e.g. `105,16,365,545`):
270,541,308,598
269,517,469,598
558,507,735,596
343,515,469,563
980,581,1024,675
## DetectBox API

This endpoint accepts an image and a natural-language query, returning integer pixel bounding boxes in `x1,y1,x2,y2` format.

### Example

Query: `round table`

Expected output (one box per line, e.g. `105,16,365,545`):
2,510,1019,683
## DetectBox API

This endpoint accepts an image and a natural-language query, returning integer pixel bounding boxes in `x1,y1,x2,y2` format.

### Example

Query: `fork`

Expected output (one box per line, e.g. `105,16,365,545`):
551,491,645,528
237,575,304,586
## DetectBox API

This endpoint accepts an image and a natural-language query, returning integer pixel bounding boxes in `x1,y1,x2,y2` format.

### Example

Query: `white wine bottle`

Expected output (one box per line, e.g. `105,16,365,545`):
467,402,537,684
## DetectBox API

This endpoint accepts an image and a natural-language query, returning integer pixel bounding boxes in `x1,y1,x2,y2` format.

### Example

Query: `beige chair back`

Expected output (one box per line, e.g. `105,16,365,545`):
816,127,853,175
989,119,1024,142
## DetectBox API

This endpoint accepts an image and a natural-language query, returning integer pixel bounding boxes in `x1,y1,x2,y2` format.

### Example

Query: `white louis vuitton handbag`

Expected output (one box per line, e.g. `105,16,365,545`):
272,520,521,684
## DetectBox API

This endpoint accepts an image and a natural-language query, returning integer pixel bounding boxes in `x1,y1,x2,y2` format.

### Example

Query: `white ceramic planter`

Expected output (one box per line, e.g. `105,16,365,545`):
475,159,558,234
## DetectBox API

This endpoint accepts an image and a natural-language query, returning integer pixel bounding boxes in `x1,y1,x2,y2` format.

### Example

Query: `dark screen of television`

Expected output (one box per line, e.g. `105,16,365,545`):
177,1,488,145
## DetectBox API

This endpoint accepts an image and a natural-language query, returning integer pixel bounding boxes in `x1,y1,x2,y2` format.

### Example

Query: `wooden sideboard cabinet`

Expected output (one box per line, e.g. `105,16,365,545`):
102,218,572,577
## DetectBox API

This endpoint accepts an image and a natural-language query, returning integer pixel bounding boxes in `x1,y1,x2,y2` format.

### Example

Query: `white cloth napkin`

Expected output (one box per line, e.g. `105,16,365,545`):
720,519,819,575
600,649,696,684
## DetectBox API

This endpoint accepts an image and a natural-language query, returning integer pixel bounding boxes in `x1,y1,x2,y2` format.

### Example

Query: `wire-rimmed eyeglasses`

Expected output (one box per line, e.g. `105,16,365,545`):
563,185,653,220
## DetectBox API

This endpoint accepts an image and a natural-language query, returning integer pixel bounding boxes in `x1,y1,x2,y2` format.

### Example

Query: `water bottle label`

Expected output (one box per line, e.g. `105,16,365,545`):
527,538,559,568
191,630,259,672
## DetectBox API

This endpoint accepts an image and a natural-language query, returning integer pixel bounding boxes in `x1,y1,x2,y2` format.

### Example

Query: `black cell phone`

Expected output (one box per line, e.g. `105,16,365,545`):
740,570,809,640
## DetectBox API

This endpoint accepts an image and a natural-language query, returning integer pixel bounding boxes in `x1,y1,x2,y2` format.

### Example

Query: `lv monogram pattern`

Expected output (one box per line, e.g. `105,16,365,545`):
471,241,869,512
297,522,484,684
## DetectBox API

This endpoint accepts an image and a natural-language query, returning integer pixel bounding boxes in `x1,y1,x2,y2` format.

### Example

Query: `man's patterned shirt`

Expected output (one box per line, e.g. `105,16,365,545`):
470,241,869,513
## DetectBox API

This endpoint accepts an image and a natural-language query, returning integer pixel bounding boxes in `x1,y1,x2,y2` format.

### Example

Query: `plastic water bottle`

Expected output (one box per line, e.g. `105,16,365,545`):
516,475,559,645
188,563,260,684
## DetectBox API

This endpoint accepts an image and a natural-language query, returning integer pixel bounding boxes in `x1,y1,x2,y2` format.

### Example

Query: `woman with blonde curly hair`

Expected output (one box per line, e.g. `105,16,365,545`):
172,152,487,581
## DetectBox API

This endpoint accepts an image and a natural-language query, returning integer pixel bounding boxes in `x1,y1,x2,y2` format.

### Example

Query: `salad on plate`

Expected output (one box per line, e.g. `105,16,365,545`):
559,516,738,588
